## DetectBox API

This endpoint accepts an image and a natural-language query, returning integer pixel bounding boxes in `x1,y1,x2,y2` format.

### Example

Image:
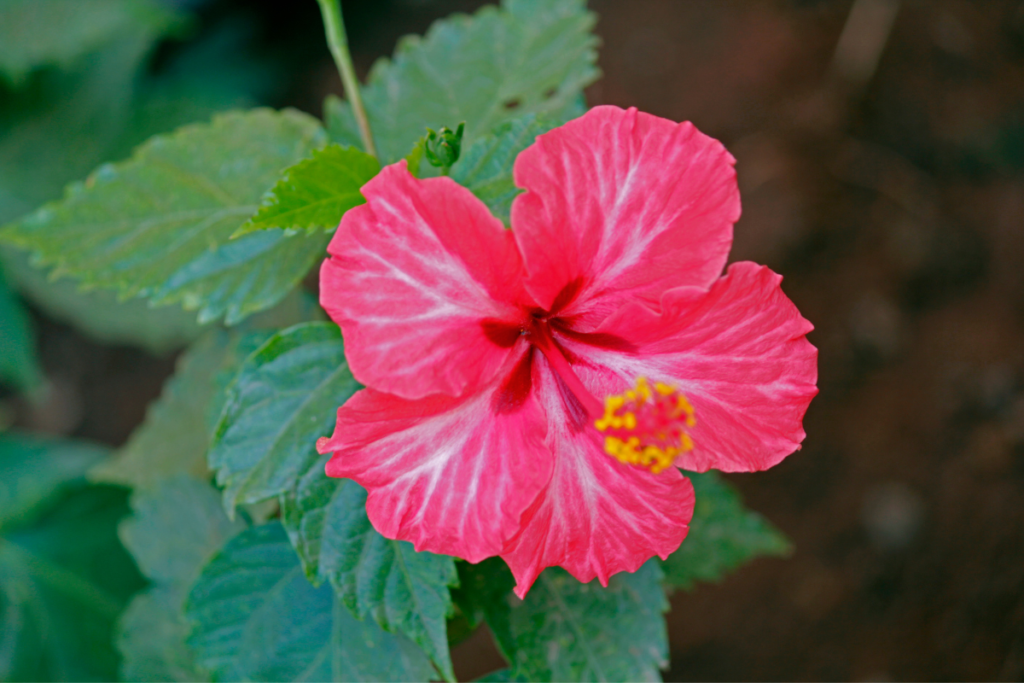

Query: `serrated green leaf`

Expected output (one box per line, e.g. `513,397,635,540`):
660,471,791,590
461,559,668,682
0,434,144,681
186,522,436,682
450,113,563,224
2,246,210,353
238,144,380,235
0,5,265,227
0,432,108,529
209,321,360,511
115,476,245,682
0,0,181,85
282,455,458,681
0,20,266,351
0,260,40,391
324,0,598,163
1,108,329,325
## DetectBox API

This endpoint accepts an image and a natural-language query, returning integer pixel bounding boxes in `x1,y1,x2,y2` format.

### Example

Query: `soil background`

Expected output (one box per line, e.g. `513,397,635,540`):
10,0,1024,680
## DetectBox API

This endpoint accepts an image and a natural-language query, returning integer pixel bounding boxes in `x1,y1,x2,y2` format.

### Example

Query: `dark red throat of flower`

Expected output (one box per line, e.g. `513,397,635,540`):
530,322,605,419
483,274,695,474
490,317,696,475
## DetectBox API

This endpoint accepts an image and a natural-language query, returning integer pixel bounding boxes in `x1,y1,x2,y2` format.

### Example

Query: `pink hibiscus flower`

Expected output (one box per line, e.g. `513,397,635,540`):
317,105,818,597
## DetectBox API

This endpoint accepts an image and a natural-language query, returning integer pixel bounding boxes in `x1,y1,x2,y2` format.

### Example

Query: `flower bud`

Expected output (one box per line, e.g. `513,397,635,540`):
424,122,465,169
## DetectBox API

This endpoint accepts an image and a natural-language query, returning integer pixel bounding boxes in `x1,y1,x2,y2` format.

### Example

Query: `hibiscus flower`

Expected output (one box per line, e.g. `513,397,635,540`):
317,105,818,597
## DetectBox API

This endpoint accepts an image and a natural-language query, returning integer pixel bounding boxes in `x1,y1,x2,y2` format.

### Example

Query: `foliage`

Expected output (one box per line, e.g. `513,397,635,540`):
89,329,273,489
660,472,791,590
1,109,329,325
457,559,668,682
324,0,598,162
282,456,459,680
0,260,39,391
238,144,380,235
0,1,797,681
0,433,144,681
0,0,264,350
209,322,361,511
450,113,563,224
0,0,180,85
2,247,210,354
116,476,245,681
185,523,436,682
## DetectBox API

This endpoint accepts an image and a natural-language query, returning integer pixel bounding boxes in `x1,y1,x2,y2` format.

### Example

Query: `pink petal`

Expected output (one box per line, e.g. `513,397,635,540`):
318,366,552,563
499,361,695,598
587,261,818,473
511,105,740,326
320,161,529,401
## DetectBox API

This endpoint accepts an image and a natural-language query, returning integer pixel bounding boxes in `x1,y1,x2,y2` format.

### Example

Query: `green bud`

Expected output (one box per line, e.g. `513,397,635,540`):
424,122,465,170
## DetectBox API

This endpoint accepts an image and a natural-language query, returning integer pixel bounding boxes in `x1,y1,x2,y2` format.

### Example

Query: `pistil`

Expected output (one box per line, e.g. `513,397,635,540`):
529,322,605,419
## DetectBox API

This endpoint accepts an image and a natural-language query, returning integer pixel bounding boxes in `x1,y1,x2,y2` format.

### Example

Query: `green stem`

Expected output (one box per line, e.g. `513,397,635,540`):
316,0,378,159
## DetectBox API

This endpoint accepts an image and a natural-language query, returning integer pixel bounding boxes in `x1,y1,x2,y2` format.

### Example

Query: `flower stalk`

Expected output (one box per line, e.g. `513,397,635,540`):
316,0,378,159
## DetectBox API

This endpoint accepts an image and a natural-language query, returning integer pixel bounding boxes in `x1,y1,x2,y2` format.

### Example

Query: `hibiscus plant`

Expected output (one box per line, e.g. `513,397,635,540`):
0,0,816,681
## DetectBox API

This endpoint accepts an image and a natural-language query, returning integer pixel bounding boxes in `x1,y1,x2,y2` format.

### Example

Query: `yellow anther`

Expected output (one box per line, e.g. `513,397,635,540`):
594,377,696,475
676,394,696,427
635,377,652,401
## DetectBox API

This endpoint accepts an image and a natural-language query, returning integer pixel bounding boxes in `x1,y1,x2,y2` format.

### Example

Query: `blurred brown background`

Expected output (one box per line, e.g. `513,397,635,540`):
11,0,1024,680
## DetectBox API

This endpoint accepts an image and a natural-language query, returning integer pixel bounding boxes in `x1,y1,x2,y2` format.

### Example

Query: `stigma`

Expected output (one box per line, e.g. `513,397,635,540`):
594,377,696,474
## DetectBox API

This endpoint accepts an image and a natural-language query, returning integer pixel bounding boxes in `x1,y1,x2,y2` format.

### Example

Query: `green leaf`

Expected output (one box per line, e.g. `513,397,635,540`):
660,471,791,590
405,136,428,178
0,432,107,529
1,108,329,325
461,560,669,682
238,144,380,235
0,17,266,351
0,0,181,85
2,246,209,354
450,114,562,224
209,321,360,511
0,3,265,227
186,522,436,682
282,456,458,681
0,434,144,681
116,476,246,682
324,0,598,163
0,260,40,391
451,557,516,651
89,329,271,489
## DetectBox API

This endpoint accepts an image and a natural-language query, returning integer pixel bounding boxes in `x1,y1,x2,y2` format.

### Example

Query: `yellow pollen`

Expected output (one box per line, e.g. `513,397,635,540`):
594,376,696,474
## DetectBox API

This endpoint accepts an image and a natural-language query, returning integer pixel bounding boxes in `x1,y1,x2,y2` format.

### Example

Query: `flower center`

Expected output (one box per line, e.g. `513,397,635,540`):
485,311,695,474
594,377,696,474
